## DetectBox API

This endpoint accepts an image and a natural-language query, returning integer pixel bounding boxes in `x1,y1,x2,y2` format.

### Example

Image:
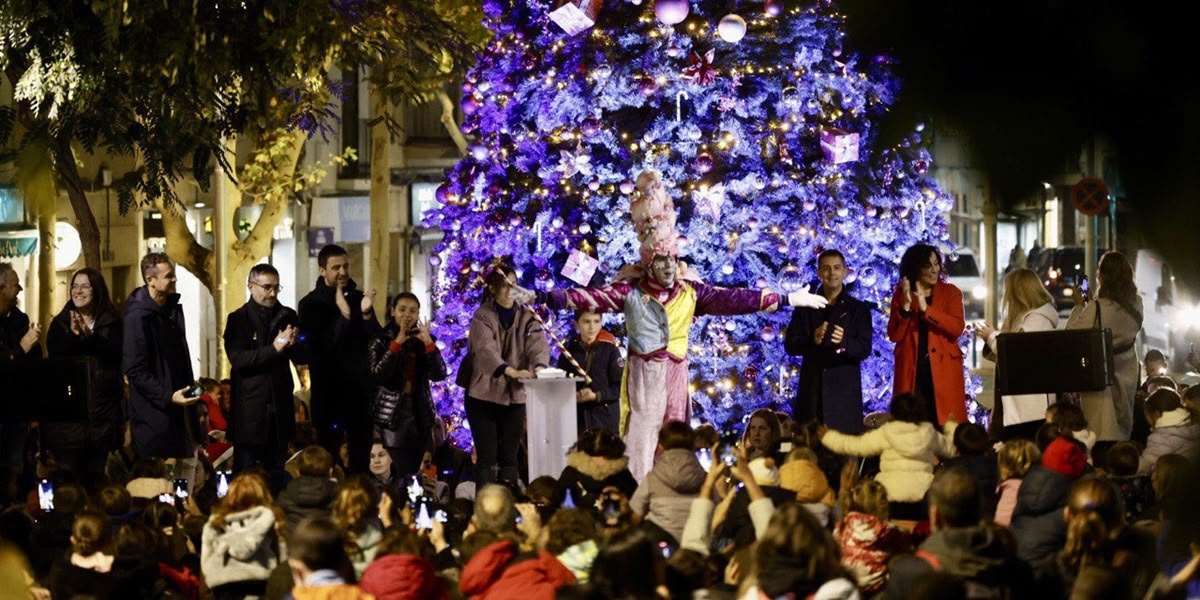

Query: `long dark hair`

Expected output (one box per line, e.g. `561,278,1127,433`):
898,244,944,286
589,527,663,599
66,268,117,318
1096,251,1141,321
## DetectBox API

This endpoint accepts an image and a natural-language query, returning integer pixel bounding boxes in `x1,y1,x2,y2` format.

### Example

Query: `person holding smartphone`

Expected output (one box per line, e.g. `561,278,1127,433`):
887,244,968,426
785,249,875,434
123,253,204,479
368,292,447,475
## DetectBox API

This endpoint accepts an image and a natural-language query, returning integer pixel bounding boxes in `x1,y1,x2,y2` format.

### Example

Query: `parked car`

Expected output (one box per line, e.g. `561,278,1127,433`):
945,248,985,318
1030,246,1086,311
1135,249,1199,372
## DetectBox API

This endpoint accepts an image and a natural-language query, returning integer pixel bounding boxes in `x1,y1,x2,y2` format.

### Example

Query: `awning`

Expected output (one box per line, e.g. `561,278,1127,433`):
0,230,38,258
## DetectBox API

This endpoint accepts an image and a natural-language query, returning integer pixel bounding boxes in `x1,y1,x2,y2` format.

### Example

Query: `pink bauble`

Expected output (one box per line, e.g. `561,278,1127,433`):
654,0,690,25
764,0,783,16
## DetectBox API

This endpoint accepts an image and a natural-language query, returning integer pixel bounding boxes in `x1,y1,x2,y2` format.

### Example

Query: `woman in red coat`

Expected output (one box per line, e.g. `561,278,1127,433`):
887,244,967,425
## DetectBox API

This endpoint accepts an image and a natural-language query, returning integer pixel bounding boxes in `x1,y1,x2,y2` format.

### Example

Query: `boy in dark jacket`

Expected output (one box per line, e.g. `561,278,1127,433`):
556,310,623,437
938,423,998,518
276,446,337,540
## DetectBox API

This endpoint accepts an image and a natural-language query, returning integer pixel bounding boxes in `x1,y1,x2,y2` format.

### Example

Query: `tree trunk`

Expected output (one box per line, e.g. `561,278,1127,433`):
156,198,215,292
436,89,469,156
15,138,56,344
367,86,392,321
50,136,102,270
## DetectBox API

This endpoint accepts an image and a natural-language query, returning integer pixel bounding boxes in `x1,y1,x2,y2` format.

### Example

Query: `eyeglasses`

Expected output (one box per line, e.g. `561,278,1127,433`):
250,282,283,293
70,284,93,291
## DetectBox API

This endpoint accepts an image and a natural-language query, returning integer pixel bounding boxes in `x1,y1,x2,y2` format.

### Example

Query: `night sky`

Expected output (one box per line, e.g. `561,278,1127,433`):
838,0,1200,281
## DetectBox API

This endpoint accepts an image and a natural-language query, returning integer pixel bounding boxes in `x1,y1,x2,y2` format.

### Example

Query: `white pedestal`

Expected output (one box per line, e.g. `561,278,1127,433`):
525,377,582,480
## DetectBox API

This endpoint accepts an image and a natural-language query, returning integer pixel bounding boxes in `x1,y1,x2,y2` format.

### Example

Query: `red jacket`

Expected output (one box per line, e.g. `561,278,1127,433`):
887,281,967,424
459,541,575,600
360,554,445,600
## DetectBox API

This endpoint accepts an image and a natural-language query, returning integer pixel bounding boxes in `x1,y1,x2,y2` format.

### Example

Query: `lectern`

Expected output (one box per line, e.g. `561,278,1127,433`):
524,376,582,480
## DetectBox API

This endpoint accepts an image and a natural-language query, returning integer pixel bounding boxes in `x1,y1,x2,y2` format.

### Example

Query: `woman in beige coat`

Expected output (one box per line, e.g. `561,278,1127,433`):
455,263,550,485
1065,251,1143,442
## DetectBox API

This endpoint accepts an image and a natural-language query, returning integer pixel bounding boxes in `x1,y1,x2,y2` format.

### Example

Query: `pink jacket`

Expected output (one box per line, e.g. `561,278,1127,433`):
994,478,1022,526
455,299,550,406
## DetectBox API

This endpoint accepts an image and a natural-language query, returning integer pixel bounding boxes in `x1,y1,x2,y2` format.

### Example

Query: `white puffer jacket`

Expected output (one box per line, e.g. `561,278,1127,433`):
822,420,957,502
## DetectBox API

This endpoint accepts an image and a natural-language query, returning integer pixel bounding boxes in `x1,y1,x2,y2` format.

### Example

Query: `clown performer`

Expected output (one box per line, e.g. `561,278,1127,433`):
513,171,828,480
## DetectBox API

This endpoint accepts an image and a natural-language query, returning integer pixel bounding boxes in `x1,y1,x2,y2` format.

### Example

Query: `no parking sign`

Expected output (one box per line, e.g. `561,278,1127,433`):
1071,178,1110,216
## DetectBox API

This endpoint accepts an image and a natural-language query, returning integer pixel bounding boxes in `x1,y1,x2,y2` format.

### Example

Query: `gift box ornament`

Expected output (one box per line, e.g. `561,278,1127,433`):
820,128,860,164
561,249,600,286
550,0,602,35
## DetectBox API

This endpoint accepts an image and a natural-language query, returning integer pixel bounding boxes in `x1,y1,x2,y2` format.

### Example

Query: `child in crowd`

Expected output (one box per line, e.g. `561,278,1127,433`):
779,447,836,526
1045,402,1096,461
821,393,956,520
1105,442,1154,523
629,421,706,543
939,422,998,518
47,510,116,600
556,310,623,437
835,479,911,594
276,446,338,540
994,439,1040,526
1010,436,1089,564
1139,389,1199,475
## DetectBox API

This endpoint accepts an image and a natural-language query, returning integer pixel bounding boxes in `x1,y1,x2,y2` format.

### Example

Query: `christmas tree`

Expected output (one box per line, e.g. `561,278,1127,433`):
426,0,978,444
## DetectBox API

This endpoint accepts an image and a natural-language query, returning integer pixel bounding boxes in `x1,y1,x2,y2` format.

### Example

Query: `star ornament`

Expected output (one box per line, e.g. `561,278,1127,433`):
681,49,718,86
559,144,593,178
693,183,726,220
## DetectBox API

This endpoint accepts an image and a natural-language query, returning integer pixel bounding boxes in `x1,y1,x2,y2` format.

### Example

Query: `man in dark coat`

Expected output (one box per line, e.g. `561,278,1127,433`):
298,244,378,474
556,310,623,436
785,249,874,434
224,263,303,480
122,253,202,463
0,262,39,503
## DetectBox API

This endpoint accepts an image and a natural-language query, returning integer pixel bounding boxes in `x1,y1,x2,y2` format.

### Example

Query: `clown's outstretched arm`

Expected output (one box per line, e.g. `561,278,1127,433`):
511,281,634,313
694,282,827,316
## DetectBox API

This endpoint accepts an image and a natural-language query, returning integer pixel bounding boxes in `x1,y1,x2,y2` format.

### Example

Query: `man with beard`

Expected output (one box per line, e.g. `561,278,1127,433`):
224,264,303,480
298,244,378,473
123,253,202,484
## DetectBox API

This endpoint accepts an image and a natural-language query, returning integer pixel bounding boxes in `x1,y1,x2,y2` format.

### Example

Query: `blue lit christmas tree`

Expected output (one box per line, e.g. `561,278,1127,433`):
426,0,978,444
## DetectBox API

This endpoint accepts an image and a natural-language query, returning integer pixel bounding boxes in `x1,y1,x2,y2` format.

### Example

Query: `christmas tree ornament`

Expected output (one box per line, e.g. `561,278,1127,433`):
694,151,715,173
693,183,726,219
764,0,783,16
559,144,593,178
655,0,691,25
819,128,861,163
718,14,747,43
549,0,602,35
561,249,600,285
580,117,602,137
681,49,718,85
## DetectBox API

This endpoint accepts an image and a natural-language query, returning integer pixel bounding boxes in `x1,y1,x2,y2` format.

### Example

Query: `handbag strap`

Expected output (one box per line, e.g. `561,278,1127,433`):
1092,300,1103,330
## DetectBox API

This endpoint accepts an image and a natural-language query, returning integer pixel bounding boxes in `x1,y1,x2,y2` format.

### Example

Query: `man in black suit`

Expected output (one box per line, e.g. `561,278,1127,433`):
298,244,378,474
224,263,303,480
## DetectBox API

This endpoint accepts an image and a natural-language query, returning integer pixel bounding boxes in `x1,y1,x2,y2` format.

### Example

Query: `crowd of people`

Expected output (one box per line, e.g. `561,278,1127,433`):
0,229,1198,599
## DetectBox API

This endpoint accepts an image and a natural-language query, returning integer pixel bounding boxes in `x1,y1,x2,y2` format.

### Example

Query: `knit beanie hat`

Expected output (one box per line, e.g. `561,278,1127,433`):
1042,437,1087,479
748,457,780,487
779,460,835,505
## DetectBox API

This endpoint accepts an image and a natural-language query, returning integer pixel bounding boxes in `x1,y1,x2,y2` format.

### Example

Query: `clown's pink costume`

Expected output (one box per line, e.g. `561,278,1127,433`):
519,171,827,480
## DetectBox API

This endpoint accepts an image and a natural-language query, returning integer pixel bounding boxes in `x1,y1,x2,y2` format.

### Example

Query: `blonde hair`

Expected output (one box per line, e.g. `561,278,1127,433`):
997,439,1041,480
1000,268,1054,333
841,479,890,521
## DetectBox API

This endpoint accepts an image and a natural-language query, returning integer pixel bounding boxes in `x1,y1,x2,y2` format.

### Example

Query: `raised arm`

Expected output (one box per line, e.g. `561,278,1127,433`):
693,282,779,317
922,284,965,340
544,281,634,313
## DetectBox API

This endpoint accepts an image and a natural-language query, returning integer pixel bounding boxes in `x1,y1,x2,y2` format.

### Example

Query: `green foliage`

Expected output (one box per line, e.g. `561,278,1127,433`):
0,0,479,213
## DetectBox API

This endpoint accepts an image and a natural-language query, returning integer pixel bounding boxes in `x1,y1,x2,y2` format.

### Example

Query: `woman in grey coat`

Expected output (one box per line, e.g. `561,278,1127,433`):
455,263,550,485
1065,251,1143,442
201,473,286,599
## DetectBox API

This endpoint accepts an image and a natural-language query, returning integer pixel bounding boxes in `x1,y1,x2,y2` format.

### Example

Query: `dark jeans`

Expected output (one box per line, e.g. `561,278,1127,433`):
465,397,525,485
235,442,288,492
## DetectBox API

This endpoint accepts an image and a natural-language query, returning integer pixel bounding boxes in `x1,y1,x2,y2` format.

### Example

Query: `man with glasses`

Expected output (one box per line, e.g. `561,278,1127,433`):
224,263,303,480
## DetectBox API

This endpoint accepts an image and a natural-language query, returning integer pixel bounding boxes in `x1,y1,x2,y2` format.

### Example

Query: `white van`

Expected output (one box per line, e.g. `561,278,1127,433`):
1135,249,1199,371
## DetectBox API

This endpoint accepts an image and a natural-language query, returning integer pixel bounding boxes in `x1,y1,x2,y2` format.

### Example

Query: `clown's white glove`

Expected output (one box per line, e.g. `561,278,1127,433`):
787,285,828,309
510,283,537,305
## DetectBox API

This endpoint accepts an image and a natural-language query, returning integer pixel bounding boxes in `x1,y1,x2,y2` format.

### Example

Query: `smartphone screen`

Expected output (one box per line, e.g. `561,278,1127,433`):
414,500,434,531
718,443,737,467
434,509,448,523
216,471,231,498
37,479,54,512
695,448,713,472
406,476,423,506
602,498,621,520
174,478,189,501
